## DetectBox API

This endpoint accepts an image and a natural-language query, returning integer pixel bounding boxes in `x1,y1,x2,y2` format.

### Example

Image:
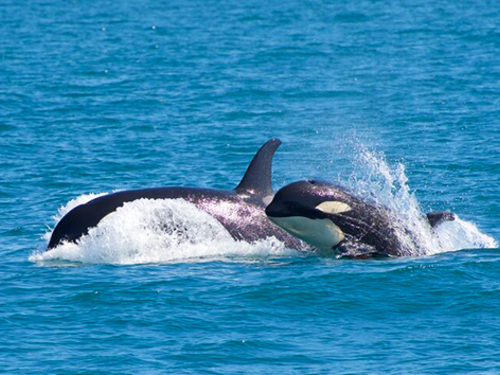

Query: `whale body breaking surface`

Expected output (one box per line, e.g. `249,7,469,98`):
46,139,307,252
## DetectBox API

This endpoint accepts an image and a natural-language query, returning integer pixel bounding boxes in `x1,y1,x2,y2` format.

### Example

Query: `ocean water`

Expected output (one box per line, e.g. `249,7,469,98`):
2,0,500,373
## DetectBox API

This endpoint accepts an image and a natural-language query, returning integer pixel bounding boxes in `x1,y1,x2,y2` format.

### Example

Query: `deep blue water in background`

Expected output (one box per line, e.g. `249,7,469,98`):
2,0,500,373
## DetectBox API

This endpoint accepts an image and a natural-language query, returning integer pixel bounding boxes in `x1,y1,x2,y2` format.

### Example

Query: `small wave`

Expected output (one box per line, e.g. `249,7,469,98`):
32,198,296,266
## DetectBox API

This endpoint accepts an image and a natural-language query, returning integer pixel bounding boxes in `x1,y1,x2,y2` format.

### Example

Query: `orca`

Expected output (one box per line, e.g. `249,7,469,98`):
265,180,455,258
46,139,307,251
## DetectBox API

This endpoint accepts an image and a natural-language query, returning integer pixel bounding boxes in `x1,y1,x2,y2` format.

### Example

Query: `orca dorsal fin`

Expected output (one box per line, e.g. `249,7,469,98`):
234,138,282,197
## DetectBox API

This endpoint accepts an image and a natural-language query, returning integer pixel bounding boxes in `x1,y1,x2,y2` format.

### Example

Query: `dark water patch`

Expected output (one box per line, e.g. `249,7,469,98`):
283,90,366,99
397,27,433,35
255,47,331,60
238,15,266,23
219,88,277,99
2,227,28,236
334,12,369,23
222,110,285,121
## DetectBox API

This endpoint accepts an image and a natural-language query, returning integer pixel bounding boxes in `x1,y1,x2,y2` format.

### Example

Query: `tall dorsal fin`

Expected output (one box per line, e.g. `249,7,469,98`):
234,138,282,197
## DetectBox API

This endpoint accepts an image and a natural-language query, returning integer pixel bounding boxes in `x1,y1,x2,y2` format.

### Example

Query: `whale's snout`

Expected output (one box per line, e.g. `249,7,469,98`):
265,201,287,218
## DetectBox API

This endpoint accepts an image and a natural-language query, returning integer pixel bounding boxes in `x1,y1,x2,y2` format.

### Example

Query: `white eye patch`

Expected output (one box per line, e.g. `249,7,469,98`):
315,201,351,214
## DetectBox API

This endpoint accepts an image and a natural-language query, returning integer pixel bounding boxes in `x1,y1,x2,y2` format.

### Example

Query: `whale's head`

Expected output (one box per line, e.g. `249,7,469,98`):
265,180,366,251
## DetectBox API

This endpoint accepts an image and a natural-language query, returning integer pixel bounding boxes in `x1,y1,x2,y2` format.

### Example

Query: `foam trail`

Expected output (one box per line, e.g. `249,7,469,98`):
344,145,497,255
33,198,296,265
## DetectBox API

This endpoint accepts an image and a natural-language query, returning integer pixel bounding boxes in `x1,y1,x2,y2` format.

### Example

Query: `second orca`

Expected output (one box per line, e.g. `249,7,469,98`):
265,179,455,258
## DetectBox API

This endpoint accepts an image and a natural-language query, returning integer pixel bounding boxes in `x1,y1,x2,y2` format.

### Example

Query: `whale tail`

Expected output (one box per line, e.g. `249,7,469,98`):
234,138,282,197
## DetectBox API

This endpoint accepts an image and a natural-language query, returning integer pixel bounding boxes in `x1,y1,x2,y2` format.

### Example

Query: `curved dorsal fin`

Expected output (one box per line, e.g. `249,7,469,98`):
234,138,282,197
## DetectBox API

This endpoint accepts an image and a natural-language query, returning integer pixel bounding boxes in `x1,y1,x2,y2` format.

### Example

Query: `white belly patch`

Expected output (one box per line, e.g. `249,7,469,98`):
268,216,344,250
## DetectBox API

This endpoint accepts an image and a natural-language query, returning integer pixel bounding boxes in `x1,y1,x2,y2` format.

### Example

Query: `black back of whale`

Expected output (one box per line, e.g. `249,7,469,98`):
47,139,306,251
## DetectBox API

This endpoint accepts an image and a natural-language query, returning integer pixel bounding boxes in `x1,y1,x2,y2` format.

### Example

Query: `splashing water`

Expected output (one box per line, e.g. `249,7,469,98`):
32,198,296,265
344,145,497,255
33,144,497,265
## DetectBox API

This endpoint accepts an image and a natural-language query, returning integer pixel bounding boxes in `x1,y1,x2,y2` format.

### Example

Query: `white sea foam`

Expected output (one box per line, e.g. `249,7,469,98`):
346,146,498,255
32,198,295,265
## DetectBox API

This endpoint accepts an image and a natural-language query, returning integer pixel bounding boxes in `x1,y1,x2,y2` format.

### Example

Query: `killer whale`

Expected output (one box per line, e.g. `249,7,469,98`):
46,139,306,251
265,180,455,258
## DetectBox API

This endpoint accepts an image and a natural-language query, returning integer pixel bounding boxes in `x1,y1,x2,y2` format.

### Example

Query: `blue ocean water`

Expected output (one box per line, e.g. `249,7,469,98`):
2,0,500,373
